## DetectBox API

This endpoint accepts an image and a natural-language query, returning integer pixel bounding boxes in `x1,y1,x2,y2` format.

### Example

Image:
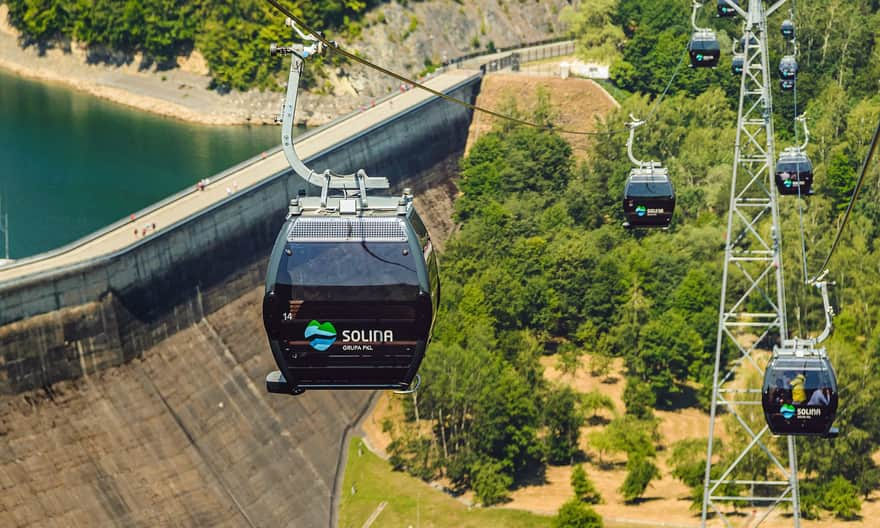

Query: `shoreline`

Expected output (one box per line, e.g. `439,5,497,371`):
0,5,283,127
0,55,253,127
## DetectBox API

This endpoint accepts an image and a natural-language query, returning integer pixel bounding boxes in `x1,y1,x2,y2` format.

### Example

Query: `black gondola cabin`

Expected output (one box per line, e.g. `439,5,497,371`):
263,193,439,394
775,147,813,195
732,54,744,76
779,55,798,79
689,31,721,68
623,166,675,228
717,0,739,17
781,19,795,39
763,354,838,437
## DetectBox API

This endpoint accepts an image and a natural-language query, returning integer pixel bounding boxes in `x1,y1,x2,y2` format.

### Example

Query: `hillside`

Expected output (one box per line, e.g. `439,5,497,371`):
352,1,880,525
0,0,575,124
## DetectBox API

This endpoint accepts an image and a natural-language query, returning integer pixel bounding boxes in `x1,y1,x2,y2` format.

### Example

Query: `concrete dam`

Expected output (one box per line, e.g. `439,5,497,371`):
0,70,480,527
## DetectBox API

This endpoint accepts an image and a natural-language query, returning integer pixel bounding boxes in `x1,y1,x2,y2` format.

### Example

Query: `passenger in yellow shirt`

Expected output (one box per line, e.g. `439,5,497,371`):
790,373,807,404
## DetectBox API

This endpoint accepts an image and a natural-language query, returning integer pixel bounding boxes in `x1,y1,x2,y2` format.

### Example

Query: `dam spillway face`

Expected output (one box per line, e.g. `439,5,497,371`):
0,287,371,526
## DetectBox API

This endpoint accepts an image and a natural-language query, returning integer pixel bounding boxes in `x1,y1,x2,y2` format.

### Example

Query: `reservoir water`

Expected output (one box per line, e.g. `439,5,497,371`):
0,68,283,259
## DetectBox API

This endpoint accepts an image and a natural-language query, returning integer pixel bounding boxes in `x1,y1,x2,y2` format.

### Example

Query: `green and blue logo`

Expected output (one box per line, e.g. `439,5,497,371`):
305,320,337,351
635,205,647,217
781,403,796,419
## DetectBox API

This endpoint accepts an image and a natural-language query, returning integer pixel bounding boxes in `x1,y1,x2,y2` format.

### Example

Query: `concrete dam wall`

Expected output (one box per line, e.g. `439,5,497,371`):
0,73,479,394
0,73,479,527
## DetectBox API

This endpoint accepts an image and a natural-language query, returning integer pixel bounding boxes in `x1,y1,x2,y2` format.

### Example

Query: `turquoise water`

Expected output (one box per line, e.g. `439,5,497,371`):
0,68,284,259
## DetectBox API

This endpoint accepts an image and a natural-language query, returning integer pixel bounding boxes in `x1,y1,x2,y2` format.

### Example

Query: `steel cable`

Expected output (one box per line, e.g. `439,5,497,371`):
265,0,687,137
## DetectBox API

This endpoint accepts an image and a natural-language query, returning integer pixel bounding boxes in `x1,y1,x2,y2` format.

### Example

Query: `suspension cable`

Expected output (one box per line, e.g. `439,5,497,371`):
790,0,810,285
812,114,880,281
265,0,685,137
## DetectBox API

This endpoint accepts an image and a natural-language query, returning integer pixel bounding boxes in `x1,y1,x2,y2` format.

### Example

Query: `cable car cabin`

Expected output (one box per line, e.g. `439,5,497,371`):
779,56,798,80
732,54,745,76
263,194,439,394
717,0,739,17
623,167,675,228
781,19,796,40
762,355,838,437
741,35,758,49
689,31,721,68
775,147,813,195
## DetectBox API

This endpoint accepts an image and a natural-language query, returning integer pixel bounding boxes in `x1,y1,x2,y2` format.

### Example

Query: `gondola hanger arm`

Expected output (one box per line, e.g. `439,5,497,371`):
271,18,389,207
691,1,712,32
796,113,809,152
626,115,655,168
809,270,835,345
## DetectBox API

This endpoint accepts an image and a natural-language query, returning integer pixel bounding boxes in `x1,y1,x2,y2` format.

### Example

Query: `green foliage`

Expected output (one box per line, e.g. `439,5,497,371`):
553,498,604,528
824,150,857,214
561,0,625,64
581,390,615,420
630,313,703,405
668,438,707,489
619,455,660,503
5,0,378,90
822,476,862,520
544,385,585,464
472,459,513,506
401,14,419,40
571,465,603,504
623,377,655,419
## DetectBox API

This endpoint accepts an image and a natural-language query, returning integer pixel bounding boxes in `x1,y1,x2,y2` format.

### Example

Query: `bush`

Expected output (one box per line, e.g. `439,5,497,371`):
571,465,602,504
553,498,604,528
472,460,513,506
620,455,660,503
823,476,861,520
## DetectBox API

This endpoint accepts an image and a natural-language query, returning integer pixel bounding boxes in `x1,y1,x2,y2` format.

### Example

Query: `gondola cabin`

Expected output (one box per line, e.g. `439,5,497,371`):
779,55,798,79
263,191,439,394
762,349,838,437
741,35,758,49
732,54,745,76
781,19,796,40
623,166,675,228
717,0,739,17
689,31,721,68
775,147,813,195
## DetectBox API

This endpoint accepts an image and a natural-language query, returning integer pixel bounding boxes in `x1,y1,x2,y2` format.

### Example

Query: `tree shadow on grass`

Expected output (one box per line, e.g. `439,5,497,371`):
587,415,611,426
512,460,548,489
656,384,700,411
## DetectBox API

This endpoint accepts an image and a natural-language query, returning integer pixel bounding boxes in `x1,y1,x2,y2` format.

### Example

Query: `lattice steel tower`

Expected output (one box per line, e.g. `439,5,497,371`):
701,1,800,527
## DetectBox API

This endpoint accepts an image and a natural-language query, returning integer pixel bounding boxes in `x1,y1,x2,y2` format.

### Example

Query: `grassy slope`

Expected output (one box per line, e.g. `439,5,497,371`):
338,437,553,528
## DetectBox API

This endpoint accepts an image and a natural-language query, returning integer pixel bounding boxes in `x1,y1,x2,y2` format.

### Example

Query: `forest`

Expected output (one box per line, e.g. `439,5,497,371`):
6,0,879,524
382,0,880,524
1,0,379,90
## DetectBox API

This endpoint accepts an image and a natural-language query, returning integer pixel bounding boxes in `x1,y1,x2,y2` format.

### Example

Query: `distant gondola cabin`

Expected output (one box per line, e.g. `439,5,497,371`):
781,19,796,39
732,54,745,76
717,0,739,17
623,166,675,228
689,31,721,68
775,147,813,195
779,56,798,79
